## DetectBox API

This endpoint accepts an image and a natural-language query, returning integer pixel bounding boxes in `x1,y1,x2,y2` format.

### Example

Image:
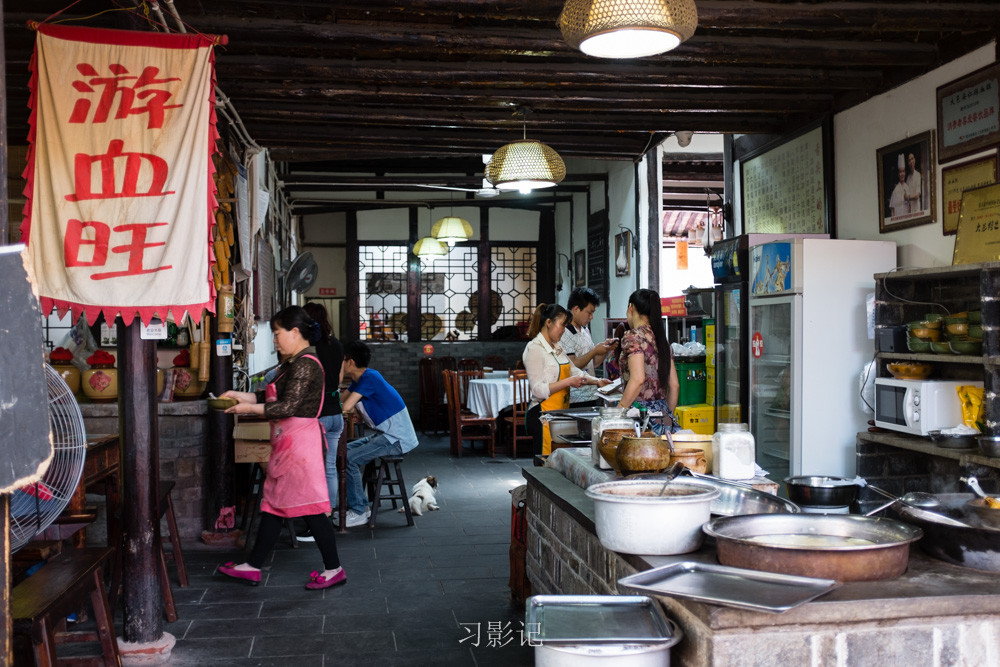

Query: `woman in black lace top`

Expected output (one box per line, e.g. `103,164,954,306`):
217,306,346,590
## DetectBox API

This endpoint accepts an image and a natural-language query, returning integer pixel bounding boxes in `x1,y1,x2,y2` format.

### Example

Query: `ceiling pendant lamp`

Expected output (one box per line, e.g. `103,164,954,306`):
485,140,566,194
559,0,699,59
431,216,473,246
413,236,448,259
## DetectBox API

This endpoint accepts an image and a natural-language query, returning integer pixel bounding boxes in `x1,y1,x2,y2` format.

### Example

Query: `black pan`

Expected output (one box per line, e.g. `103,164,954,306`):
894,493,1000,572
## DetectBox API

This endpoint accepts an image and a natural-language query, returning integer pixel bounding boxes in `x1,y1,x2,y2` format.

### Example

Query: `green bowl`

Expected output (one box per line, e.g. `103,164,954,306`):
949,339,982,355
907,319,940,330
930,341,955,354
968,310,982,324
207,397,238,410
907,337,932,353
968,324,983,339
943,315,968,325
924,313,944,323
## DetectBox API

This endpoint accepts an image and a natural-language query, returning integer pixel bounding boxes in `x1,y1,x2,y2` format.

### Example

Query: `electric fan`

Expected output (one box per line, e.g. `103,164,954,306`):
9,363,88,552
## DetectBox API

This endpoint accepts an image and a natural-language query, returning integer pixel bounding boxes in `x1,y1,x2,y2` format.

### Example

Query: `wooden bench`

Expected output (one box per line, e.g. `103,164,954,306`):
11,546,120,666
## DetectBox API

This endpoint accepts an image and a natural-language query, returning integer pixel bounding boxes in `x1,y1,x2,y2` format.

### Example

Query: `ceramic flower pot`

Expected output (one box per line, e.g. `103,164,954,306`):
52,364,81,395
172,366,206,400
82,365,118,403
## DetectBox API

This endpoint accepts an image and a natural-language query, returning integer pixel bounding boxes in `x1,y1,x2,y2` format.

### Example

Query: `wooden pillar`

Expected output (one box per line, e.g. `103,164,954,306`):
345,211,360,340
206,316,235,528
537,208,555,306
117,320,163,642
0,0,12,660
981,267,999,437
407,207,420,342
478,208,491,339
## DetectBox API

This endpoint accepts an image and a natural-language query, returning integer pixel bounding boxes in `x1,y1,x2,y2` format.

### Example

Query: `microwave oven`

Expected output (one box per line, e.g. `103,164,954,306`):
873,378,981,436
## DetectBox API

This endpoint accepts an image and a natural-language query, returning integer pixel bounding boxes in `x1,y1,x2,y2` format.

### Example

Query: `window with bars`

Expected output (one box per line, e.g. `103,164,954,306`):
358,242,536,341
358,244,408,341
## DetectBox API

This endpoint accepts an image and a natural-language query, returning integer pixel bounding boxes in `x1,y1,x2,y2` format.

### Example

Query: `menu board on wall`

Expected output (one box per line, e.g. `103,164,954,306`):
587,210,609,301
740,124,830,235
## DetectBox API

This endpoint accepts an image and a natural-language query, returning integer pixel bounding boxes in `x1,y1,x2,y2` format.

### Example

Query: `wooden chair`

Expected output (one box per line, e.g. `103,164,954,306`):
442,369,496,458
504,370,533,458
483,354,504,370
458,357,482,372
418,357,447,433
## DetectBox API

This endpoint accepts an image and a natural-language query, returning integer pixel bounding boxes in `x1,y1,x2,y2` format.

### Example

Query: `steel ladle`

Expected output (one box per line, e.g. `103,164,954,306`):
961,476,989,500
865,486,941,517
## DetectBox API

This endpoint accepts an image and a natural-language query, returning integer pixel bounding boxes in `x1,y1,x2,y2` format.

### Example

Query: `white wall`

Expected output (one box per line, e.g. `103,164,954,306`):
834,43,996,267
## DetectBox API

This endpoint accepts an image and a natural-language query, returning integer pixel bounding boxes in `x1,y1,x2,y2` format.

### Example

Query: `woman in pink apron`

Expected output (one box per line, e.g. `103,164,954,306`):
217,306,346,590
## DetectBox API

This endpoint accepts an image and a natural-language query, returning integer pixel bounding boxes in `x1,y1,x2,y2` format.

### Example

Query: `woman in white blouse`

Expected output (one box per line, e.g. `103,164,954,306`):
521,303,608,455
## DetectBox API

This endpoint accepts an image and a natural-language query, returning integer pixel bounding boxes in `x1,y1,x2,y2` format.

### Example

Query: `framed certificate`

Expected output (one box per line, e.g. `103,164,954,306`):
941,154,998,234
953,183,1000,265
937,63,1000,163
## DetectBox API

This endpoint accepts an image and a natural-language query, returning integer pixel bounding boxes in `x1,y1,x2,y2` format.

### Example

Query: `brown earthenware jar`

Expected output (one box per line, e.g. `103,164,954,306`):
616,433,670,476
670,447,709,474
598,428,638,475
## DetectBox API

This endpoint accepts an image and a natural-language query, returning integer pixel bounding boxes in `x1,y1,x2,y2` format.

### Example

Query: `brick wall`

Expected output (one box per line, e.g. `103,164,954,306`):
364,341,528,409
82,401,209,542
856,433,1000,513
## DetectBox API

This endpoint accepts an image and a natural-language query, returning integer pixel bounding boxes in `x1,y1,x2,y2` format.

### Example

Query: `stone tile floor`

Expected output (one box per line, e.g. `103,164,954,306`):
161,434,537,666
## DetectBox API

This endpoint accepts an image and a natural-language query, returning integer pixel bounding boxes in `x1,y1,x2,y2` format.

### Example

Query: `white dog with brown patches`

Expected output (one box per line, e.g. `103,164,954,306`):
400,476,439,516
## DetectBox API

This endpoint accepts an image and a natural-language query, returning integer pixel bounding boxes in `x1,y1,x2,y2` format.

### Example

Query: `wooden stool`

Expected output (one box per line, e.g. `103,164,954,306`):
12,546,121,666
158,481,189,623
366,456,413,527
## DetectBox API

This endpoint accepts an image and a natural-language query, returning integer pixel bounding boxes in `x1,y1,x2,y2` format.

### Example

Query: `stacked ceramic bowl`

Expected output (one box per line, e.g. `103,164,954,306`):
906,313,942,353
942,311,983,356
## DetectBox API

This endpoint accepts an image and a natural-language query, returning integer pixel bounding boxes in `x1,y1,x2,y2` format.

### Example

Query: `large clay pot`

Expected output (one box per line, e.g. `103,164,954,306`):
82,366,118,403
670,447,709,474
617,434,672,476
598,428,637,475
172,366,206,400
52,364,81,395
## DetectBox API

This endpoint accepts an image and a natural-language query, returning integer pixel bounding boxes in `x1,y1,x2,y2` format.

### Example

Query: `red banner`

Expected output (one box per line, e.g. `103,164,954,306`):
22,24,220,325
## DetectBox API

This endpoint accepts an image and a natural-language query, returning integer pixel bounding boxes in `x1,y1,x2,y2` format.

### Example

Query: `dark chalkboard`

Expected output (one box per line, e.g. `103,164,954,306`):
587,210,609,301
0,246,51,489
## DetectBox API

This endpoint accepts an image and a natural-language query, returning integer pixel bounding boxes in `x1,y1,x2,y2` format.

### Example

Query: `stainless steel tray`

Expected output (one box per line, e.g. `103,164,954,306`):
618,562,841,613
525,595,675,644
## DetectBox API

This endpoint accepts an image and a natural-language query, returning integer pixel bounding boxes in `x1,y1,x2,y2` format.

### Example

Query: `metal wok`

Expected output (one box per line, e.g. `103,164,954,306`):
894,493,1000,572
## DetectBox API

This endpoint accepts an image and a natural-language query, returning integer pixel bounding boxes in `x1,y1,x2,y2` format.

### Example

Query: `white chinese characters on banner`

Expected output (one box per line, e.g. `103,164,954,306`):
23,25,219,325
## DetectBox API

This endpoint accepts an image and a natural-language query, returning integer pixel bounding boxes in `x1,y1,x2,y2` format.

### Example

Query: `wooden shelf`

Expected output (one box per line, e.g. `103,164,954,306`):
859,430,1000,470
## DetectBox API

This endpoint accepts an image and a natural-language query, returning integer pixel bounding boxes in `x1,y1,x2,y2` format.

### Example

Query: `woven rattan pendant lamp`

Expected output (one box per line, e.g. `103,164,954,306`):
485,111,566,194
431,216,473,245
559,0,698,59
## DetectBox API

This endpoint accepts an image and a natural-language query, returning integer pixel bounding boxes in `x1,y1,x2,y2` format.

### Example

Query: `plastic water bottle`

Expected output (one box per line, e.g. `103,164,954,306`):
690,325,697,343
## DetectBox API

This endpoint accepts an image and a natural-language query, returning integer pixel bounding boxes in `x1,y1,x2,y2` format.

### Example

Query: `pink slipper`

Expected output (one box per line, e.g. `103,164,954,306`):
218,562,261,586
305,568,347,590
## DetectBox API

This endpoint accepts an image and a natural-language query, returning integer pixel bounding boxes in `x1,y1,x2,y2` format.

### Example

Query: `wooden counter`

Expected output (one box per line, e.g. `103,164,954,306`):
522,466,1000,666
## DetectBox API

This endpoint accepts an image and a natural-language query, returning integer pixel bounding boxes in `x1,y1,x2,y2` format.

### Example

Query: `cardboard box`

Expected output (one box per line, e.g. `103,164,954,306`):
675,403,715,435
718,404,742,423
233,418,269,440
234,440,271,463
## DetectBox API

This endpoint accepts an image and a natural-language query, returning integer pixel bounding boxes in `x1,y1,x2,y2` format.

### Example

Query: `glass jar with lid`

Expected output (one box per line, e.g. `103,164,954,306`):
591,406,634,468
712,423,756,480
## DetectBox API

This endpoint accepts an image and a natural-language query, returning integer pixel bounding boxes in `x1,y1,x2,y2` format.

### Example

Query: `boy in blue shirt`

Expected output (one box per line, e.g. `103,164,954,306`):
338,341,420,527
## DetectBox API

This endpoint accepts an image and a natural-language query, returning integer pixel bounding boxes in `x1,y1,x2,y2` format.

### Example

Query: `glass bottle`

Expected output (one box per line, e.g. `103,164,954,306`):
591,406,632,468
712,422,755,480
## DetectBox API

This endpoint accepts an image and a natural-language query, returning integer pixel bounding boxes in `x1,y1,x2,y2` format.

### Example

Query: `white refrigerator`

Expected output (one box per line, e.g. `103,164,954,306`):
748,238,896,483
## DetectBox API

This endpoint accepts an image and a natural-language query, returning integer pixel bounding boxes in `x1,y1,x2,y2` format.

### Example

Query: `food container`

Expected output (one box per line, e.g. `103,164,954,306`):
591,407,633,468
669,448,708,474
527,595,681,667
712,423,755,480
585,480,719,555
82,350,118,403
966,498,1000,529
598,428,641,475
978,436,1000,458
617,435,672,476
669,432,712,472
783,475,861,506
886,362,932,380
927,430,977,449
703,514,922,581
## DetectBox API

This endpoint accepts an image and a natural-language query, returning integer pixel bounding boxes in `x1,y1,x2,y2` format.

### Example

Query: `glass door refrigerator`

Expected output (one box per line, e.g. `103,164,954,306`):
710,234,828,429
748,238,896,483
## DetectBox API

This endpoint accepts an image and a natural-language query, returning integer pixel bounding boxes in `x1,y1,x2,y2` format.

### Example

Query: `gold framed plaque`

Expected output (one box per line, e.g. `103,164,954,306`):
941,154,998,235
953,183,1000,265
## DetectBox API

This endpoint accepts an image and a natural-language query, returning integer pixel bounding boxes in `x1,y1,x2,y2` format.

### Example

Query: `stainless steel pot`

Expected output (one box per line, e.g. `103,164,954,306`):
703,514,922,581
783,475,862,506
673,474,800,516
